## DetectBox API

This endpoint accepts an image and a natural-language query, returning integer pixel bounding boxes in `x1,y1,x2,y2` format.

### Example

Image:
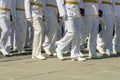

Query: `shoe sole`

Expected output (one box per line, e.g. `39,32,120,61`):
32,56,46,60
71,58,86,61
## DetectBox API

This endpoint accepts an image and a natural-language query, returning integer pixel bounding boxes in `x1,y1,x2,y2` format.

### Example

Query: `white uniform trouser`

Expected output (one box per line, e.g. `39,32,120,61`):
42,16,58,53
80,16,88,45
97,15,114,53
15,18,27,51
57,19,64,40
113,16,120,52
0,17,11,52
57,19,70,52
32,17,44,57
25,21,33,47
81,15,99,56
56,18,82,58
10,21,17,49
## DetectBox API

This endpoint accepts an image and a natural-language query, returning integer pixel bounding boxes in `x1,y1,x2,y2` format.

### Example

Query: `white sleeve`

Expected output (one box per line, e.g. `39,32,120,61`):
98,0,102,10
10,0,17,20
25,0,32,19
112,0,115,10
79,0,84,9
56,0,67,17
111,0,115,17
42,0,47,18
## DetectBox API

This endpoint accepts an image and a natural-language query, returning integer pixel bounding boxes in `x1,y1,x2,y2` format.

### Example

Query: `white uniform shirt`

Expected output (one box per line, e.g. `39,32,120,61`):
11,0,25,19
0,0,11,18
113,0,120,16
56,0,81,19
16,0,26,18
25,0,43,19
83,0,98,15
79,0,84,9
43,0,58,18
99,0,114,15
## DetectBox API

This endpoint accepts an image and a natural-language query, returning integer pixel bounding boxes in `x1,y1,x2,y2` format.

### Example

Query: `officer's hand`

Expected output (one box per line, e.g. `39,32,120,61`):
62,15,67,21
98,10,103,17
80,8,85,16
27,18,33,23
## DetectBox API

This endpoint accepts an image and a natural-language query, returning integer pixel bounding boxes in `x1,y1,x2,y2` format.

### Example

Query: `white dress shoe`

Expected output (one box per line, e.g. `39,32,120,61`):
53,53,57,56
79,52,85,58
77,57,86,61
18,50,26,54
112,49,117,54
44,48,52,56
97,46,105,54
0,49,12,56
12,48,18,52
106,50,114,56
106,52,114,56
56,48,64,60
71,57,86,61
32,54,46,60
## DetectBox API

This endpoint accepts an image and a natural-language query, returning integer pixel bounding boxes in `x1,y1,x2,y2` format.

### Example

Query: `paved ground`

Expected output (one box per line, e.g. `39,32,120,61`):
0,51,120,80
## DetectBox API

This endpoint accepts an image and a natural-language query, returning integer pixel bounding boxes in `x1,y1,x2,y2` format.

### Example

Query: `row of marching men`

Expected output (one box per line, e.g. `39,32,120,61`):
0,0,61,59
0,0,120,61
79,0,119,60
0,0,29,57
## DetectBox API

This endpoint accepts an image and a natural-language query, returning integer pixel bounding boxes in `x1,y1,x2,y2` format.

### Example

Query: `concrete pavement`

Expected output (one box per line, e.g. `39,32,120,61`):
0,52,120,80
